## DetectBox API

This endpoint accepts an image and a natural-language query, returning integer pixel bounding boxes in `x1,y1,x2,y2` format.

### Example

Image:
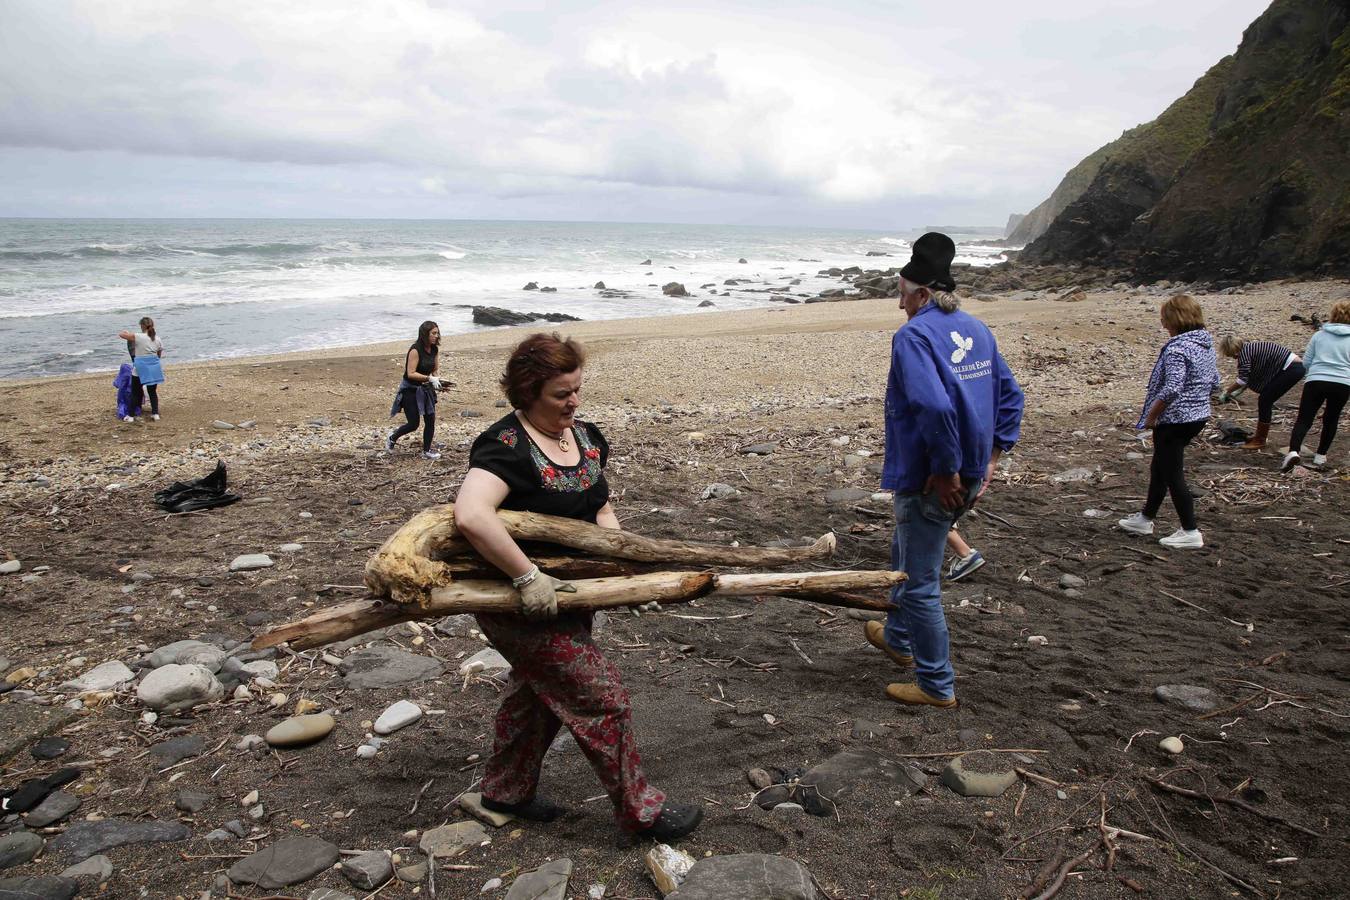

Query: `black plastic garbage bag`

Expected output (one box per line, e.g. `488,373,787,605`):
1216,419,1252,446
154,461,242,513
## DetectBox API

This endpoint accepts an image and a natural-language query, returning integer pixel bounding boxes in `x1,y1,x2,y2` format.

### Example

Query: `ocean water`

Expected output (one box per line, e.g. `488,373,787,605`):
0,219,1009,380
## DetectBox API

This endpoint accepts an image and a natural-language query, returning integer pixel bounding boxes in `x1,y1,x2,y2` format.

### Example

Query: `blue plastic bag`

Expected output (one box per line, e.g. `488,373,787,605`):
114,363,143,420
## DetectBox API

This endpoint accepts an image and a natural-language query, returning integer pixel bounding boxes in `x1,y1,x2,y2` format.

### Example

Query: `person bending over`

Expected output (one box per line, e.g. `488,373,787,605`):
1216,335,1303,450
1282,300,1350,471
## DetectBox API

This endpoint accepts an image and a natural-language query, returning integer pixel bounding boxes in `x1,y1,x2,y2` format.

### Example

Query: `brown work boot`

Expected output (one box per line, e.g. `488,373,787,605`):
1241,421,1270,450
864,620,913,668
885,682,958,708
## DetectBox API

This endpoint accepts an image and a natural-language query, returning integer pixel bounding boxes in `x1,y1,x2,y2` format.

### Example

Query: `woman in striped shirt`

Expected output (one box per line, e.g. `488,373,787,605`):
1217,336,1304,450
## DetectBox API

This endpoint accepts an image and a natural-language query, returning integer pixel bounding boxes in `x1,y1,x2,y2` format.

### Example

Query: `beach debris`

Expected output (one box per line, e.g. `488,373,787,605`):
941,752,1017,798
0,560,20,575
1159,736,1185,755
1154,684,1216,712
136,664,223,712
647,843,696,895
505,858,572,900
227,836,339,890
265,713,336,748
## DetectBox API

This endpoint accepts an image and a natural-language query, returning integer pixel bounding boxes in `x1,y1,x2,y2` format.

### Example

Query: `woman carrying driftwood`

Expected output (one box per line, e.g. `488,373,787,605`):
452,332,705,842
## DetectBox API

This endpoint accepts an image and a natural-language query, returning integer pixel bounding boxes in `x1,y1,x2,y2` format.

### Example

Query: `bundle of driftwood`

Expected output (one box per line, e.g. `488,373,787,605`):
254,506,904,651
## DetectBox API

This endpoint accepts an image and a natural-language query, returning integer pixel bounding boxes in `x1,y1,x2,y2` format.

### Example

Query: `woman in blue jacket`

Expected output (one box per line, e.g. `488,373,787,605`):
1282,300,1350,470
1118,295,1220,549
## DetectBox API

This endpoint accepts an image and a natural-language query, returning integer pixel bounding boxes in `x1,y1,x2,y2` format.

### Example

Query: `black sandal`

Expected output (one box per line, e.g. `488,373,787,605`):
634,801,704,841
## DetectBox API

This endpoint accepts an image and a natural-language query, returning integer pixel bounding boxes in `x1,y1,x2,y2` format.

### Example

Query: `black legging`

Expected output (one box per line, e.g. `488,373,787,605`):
1288,380,1349,455
130,375,160,415
391,388,435,451
1255,361,1305,424
1144,419,1206,531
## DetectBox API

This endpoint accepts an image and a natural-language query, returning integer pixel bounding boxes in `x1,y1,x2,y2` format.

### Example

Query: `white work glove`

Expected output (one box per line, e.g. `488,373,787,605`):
427,376,443,391
517,571,576,620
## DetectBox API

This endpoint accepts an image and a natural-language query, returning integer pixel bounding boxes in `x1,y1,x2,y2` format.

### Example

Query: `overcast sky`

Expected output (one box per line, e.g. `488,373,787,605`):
0,0,1270,228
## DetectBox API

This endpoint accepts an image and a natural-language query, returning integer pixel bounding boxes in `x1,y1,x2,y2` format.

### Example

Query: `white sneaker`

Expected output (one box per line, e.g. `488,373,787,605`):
1159,529,1204,549
151,414,160,421
1117,512,1154,535
385,433,396,452
422,450,441,460
1311,454,1327,467
122,415,135,423
1280,451,1300,472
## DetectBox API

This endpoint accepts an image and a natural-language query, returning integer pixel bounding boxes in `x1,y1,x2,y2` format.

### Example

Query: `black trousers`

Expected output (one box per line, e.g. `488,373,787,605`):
1288,380,1349,455
1255,361,1305,424
1144,419,1205,531
130,375,159,415
391,388,435,451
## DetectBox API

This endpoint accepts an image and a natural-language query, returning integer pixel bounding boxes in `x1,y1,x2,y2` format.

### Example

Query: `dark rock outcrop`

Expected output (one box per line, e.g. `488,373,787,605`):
1022,0,1350,280
472,307,582,327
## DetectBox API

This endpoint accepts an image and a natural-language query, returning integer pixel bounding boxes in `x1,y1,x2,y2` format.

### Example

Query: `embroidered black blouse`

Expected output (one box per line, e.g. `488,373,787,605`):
467,413,611,523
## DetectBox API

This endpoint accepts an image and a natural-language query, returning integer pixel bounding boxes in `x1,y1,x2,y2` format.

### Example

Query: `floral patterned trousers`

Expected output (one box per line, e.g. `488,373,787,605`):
474,612,666,830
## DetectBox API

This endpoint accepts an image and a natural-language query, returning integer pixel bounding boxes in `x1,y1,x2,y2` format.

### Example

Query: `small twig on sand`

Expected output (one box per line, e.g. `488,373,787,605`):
1030,838,1103,900
788,638,814,666
409,777,435,815
1015,767,1063,789
1019,844,1064,900
1147,775,1323,838
1159,589,1209,613
1118,544,1165,562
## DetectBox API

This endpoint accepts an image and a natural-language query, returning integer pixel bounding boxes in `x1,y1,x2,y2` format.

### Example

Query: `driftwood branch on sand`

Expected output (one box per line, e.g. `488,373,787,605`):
254,570,903,651
250,506,901,651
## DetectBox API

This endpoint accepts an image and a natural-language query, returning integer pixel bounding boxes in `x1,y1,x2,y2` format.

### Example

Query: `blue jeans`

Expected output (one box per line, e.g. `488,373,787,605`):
884,482,979,699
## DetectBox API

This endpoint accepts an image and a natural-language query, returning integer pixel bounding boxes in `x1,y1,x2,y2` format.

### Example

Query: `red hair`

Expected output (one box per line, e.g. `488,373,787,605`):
500,332,586,409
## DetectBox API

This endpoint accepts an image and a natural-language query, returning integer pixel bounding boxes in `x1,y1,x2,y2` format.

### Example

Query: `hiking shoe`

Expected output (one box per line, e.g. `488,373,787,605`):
122,415,135,424
1311,453,1327,467
635,802,704,842
864,620,914,669
1280,451,1300,473
946,550,985,582
480,795,565,823
1159,528,1203,549
385,433,396,452
885,682,957,708
151,414,160,421
1117,512,1154,536
422,450,441,460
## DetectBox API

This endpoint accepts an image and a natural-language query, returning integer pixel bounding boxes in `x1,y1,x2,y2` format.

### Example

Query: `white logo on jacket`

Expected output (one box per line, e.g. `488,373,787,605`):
950,331,974,363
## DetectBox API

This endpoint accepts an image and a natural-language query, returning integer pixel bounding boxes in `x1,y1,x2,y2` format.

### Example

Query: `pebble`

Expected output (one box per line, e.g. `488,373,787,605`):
136,664,224,713
458,792,514,827
278,543,304,553
480,877,503,892
229,553,274,572
25,790,81,827
699,482,739,501
0,560,21,575
940,751,1018,797
419,821,489,859
396,862,428,883
235,735,265,752
265,713,336,748
1058,573,1086,589
0,832,46,869
341,849,393,890
31,736,71,760
1027,635,1049,646
374,700,423,735
299,511,313,518
1154,684,1217,712
1159,736,1185,755
355,744,379,759
232,685,252,701
213,420,236,430
60,854,114,885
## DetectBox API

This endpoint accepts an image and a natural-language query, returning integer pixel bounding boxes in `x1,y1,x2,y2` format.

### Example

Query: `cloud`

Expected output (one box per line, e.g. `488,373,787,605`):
0,0,1271,220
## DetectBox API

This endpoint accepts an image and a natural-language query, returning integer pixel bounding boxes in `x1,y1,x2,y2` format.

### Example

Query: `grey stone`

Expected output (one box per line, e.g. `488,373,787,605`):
227,836,340,890
0,876,79,900
175,790,211,813
229,554,274,572
1154,684,1216,712
772,802,805,815
699,483,739,501
59,660,135,693
136,664,223,712
0,561,20,575
754,785,793,809
146,640,226,672
740,442,778,455
940,751,1018,798
1058,573,1086,589
799,748,926,811
340,647,443,689
204,829,235,842
29,737,70,760
395,862,428,883
341,850,392,890
458,649,510,677
0,833,43,870
48,819,190,863
434,614,476,637
668,854,818,900
850,720,886,740
1050,467,1096,483
23,791,79,827
505,858,572,900
823,487,871,504
213,420,236,430
224,820,248,837
59,854,113,886
149,735,205,766
309,891,356,900
278,543,304,553
419,821,489,859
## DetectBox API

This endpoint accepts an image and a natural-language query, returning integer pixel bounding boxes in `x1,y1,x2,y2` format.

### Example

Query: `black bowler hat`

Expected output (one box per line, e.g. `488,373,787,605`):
900,232,957,292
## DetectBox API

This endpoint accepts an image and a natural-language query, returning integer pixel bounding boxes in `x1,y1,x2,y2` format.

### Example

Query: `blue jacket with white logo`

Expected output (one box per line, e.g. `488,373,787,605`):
882,303,1024,493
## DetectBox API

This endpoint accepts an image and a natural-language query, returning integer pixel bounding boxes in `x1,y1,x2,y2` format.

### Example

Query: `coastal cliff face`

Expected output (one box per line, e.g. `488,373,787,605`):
1020,0,1350,280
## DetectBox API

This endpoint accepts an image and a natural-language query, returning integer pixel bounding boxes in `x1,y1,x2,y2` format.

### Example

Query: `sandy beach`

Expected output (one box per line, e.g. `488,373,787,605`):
2,279,1348,897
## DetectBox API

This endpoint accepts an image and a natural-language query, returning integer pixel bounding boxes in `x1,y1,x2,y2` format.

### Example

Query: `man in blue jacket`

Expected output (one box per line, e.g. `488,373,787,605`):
865,233,1024,708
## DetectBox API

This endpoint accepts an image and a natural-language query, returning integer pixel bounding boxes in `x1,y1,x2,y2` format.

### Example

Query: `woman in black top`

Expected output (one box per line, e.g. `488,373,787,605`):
452,332,703,842
387,321,444,459
1217,335,1304,450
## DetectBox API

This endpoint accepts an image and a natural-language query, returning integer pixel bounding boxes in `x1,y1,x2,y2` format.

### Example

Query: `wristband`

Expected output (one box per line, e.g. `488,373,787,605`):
511,565,540,588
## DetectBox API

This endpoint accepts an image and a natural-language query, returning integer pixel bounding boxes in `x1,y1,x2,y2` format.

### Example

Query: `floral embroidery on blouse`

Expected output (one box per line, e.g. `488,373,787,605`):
530,423,603,492
497,427,519,448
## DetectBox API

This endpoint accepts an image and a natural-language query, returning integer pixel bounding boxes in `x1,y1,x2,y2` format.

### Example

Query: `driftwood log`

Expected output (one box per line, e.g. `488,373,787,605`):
364,506,837,606
255,569,904,651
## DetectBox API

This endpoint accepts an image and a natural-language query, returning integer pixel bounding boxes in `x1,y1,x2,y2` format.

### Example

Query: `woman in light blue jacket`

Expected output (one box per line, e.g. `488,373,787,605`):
1282,300,1350,470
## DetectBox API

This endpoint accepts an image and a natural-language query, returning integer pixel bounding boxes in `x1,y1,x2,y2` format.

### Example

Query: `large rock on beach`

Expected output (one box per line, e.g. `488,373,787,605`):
341,850,392,890
472,306,582,327
800,748,925,813
662,282,689,297
1154,684,1217,712
419,821,489,859
136,664,223,712
228,836,340,890
505,858,572,900
668,854,818,900
339,647,442,689
147,640,226,672
0,833,44,870
0,876,79,900
24,791,80,827
48,819,189,863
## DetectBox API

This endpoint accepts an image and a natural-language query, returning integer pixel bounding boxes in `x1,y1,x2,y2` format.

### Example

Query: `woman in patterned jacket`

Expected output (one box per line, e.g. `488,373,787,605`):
452,332,704,842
